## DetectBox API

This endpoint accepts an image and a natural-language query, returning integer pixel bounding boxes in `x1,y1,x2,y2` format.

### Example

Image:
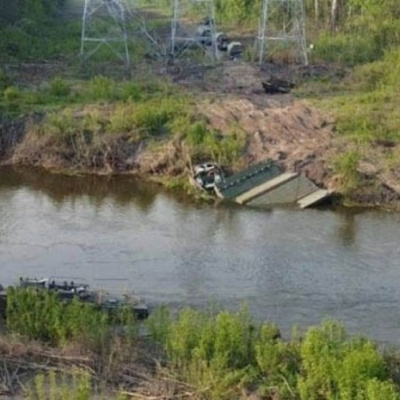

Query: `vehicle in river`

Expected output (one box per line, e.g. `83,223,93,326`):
189,162,224,191
0,277,149,320
190,159,331,208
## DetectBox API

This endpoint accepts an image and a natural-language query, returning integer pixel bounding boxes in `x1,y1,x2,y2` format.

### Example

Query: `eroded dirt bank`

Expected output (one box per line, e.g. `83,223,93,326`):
1,62,400,209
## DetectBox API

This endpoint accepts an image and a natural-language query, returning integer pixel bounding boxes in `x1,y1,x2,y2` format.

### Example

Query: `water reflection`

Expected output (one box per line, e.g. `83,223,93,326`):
336,208,359,247
0,167,160,211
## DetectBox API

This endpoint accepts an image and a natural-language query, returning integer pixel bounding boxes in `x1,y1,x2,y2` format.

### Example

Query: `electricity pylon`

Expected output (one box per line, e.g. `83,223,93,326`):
257,0,308,65
80,0,131,66
170,0,217,62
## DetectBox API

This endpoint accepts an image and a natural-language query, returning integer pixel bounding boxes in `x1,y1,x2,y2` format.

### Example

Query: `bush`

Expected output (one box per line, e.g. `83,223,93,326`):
28,370,92,400
6,287,109,346
312,33,381,66
87,75,118,101
6,287,137,348
49,77,70,97
3,86,20,101
297,321,398,400
255,323,301,398
333,151,362,193
121,81,143,102
133,98,182,136
42,109,78,138
2,86,21,114
183,122,245,165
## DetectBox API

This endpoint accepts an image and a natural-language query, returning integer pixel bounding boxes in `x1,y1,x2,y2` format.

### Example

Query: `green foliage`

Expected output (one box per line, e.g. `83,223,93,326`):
255,323,300,398
0,18,80,63
183,122,245,165
87,76,118,102
146,304,171,344
333,151,362,193
49,77,70,98
132,98,182,136
28,370,92,400
6,287,137,349
150,306,258,399
121,81,143,102
42,109,78,138
312,33,381,66
297,321,398,400
354,49,400,91
6,287,110,346
3,86,20,101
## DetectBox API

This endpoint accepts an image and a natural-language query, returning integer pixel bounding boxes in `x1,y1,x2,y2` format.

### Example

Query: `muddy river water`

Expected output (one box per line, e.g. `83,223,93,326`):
1,167,400,344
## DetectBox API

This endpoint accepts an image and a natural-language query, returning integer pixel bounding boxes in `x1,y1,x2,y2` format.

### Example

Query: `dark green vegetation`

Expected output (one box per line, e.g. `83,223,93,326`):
3,291,400,399
0,0,79,64
6,287,137,346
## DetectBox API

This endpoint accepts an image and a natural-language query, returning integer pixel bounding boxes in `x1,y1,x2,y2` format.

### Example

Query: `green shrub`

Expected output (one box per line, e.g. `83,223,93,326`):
42,109,78,138
297,321,397,400
88,75,118,101
6,287,110,346
49,77,70,97
146,304,171,344
108,104,138,135
3,86,20,101
2,86,21,114
354,49,400,90
133,98,181,136
151,306,257,399
28,370,92,400
183,122,245,165
121,81,143,101
333,150,362,193
255,323,300,390
312,33,381,66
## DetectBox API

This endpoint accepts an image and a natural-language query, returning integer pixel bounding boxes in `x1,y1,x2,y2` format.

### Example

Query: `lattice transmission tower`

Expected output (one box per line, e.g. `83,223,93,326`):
81,0,131,66
257,0,308,65
170,0,218,62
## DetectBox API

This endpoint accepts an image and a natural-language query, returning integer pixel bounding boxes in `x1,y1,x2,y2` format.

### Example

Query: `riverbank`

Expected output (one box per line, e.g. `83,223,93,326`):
2,290,400,400
2,57,400,209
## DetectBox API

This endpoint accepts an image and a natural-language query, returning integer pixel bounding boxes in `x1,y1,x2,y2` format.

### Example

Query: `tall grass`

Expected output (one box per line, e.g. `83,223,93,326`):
147,307,400,400
4,291,400,399
6,287,137,349
333,151,362,194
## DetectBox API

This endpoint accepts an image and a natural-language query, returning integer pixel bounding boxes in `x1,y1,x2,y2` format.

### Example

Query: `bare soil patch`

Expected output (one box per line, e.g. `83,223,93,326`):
200,97,336,186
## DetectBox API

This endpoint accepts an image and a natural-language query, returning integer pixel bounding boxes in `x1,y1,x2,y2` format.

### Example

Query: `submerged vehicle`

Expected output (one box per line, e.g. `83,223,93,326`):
1,277,149,320
189,162,224,191
189,160,331,209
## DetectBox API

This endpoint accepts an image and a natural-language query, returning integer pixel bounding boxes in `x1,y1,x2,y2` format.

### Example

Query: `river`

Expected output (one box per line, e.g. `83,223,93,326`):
1,167,400,344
